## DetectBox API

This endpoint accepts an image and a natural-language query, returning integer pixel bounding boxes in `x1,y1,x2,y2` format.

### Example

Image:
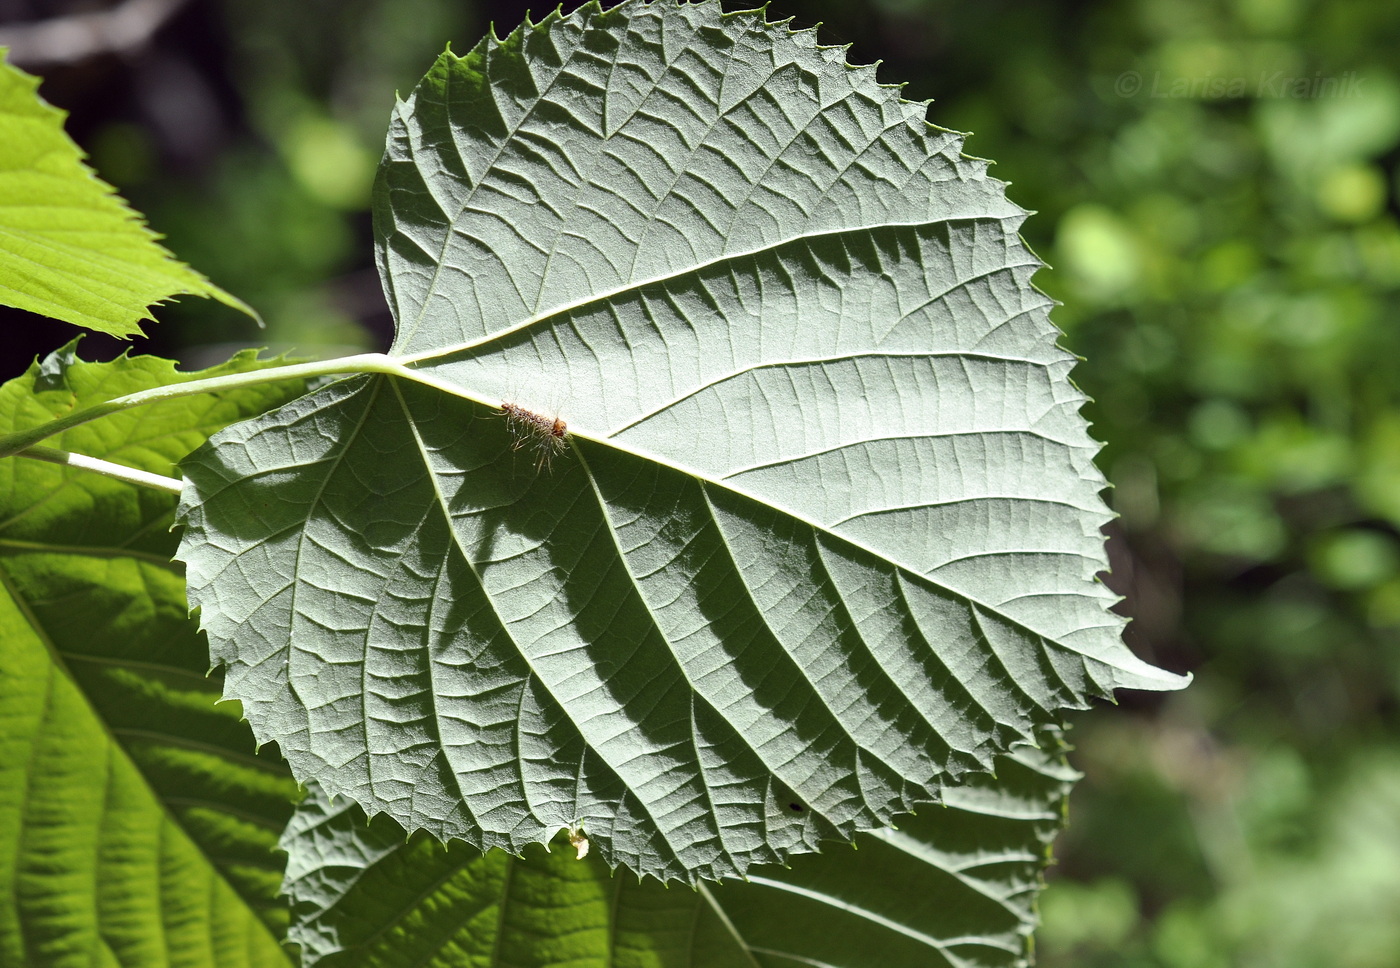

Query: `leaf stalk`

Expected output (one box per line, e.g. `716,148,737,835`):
16,445,184,494
0,352,484,462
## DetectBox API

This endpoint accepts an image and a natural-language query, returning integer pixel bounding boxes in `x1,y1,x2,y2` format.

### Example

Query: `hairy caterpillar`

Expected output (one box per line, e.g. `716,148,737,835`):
499,401,569,471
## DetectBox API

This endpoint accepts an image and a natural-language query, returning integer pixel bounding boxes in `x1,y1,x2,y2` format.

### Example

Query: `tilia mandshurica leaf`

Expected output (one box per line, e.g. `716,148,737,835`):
174,0,1188,885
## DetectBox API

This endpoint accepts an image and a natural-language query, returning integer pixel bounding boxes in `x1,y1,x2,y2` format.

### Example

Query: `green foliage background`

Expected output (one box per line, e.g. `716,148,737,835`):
3,0,1399,964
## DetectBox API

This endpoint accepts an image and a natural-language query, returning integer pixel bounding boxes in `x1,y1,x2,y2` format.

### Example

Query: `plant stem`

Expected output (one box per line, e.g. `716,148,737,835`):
17,445,184,494
0,352,485,461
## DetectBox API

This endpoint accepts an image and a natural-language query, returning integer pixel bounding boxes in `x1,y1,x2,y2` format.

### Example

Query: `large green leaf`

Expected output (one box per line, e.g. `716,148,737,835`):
0,345,306,967
283,733,1076,968
0,51,254,337
176,0,1186,884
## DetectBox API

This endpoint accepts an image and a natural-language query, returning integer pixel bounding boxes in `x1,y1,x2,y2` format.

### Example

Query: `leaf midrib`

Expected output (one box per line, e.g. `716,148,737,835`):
585,428,1108,674
393,213,1035,366
316,368,1128,689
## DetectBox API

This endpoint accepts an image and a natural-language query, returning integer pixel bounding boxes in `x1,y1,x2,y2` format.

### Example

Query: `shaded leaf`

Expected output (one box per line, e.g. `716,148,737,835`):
176,0,1185,884
0,344,308,967
283,732,1076,968
0,51,254,337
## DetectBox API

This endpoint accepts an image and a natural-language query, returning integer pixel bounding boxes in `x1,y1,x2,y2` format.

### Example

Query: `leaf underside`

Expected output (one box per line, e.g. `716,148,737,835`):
284,732,1076,968
0,52,252,337
0,346,307,967
176,0,1186,884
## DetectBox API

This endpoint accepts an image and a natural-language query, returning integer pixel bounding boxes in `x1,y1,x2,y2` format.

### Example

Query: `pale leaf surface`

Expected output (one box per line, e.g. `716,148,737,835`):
177,0,1185,884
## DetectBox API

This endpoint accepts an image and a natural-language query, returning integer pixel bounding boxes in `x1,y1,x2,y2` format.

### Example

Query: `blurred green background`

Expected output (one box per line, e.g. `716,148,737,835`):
3,0,1398,964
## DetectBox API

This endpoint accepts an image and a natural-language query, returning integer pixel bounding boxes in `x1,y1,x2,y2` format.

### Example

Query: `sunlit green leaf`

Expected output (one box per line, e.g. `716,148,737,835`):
0,344,308,967
0,51,255,337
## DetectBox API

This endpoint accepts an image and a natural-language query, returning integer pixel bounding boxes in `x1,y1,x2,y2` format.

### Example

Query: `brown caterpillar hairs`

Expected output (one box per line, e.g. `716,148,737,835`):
500,401,569,471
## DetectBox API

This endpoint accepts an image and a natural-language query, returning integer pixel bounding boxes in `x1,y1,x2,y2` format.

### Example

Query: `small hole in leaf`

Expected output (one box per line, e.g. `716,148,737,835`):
788,802,804,813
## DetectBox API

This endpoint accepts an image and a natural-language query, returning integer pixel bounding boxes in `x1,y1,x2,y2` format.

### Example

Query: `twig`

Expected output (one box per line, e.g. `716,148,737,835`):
0,0,190,68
